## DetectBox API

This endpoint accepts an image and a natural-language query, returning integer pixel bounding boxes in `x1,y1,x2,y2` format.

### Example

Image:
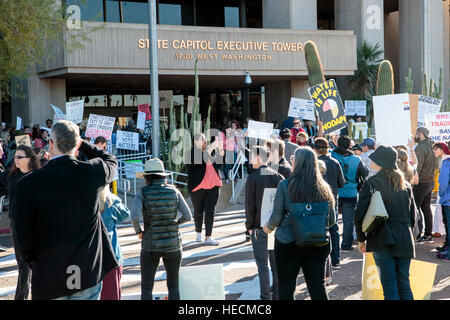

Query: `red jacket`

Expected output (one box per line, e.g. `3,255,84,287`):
290,127,306,143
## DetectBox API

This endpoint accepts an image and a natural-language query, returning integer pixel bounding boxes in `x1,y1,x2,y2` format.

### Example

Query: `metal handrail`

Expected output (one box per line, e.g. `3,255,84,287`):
230,151,246,199
166,170,188,186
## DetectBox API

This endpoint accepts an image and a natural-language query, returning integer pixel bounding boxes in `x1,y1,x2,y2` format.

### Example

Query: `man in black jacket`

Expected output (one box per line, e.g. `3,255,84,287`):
14,120,118,300
265,139,292,179
245,146,284,300
314,138,346,269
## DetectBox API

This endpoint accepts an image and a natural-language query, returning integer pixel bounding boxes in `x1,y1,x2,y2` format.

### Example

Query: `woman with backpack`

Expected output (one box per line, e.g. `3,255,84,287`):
263,147,336,300
354,145,416,300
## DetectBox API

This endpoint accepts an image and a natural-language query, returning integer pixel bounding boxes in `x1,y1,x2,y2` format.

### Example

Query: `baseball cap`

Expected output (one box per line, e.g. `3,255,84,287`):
361,138,376,147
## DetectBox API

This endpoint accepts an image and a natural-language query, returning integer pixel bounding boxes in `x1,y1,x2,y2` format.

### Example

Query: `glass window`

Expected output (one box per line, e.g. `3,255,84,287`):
66,0,104,22
84,95,107,107
159,3,182,25
122,1,149,24
224,7,239,28
110,95,123,107
106,0,121,22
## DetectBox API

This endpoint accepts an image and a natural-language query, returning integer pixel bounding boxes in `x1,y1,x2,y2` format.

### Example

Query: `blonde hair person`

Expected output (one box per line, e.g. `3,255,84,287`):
97,185,130,300
397,148,419,185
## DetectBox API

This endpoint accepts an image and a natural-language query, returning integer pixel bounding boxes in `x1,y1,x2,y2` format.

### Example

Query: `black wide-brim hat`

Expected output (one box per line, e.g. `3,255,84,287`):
369,145,398,170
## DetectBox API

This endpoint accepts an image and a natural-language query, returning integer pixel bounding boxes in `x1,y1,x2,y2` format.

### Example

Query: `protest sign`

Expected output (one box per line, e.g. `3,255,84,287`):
143,120,152,140
138,103,152,120
50,104,64,115
247,120,274,140
362,253,437,300
345,100,367,116
159,90,173,109
16,117,22,130
288,98,316,121
425,112,450,142
271,129,280,139
85,114,116,140
137,111,146,130
308,79,347,134
116,130,139,151
353,122,368,140
15,135,31,147
65,100,84,124
261,188,277,251
179,264,225,300
187,96,199,114
373,93,412,146
417,95,442,127
53,113,65,123
125,160,144,179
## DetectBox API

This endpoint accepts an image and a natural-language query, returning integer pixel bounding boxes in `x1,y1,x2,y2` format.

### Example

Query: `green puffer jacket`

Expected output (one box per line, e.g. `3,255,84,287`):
141,183,182,253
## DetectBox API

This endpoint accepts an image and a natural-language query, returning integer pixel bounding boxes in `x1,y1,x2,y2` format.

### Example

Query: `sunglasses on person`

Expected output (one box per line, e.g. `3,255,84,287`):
14,155,28,160
293,122,300,125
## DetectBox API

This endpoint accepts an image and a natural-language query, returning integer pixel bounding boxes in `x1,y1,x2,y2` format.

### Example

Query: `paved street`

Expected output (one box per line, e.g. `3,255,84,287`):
0,201,449,300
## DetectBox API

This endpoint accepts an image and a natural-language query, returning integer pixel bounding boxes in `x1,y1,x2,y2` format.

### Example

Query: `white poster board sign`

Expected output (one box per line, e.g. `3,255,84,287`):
137,111,146,130
16,116,22,130
271,129,280,139
288,98,316,121
247,120,274,140
179,264,225,300
53,113,66,123
345,100,367,116
187,96,199,114
50,104,64,115
65,100,84,124
417,95,442,127
261,188,277,251
116,130,139,151
85,114,116,140
373,94,412,146
353,122,368,140
425,112,450,142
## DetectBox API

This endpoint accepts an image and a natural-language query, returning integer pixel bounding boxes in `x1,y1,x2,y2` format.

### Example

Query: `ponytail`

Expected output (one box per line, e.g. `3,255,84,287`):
383,168,407,192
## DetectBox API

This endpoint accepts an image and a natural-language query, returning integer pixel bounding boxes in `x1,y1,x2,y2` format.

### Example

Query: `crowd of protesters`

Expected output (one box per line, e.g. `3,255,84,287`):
0,111,449,302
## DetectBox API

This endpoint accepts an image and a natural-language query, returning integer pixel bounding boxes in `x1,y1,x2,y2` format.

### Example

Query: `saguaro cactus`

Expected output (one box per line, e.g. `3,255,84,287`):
304,41,326,87
405,67,414,94
376,60,394,95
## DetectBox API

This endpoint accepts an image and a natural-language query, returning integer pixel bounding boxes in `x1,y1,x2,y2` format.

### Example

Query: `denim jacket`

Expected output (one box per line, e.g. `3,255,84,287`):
101,195,131,265
266,179,336,244
439,159,450,206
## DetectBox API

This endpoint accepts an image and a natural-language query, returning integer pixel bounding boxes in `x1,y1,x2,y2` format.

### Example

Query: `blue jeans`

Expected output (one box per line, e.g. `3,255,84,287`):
329,204,340,265
372,249,413,300
251,229,278,300
339,197,357,249
54,282,103,300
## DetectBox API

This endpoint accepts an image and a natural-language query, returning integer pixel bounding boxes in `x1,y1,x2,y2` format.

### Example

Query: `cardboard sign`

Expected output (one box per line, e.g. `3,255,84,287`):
247,120,274,140
143,120,152,140
85,114,116,140
362,253,437,300
187,96,199,114
308,79,347,134
116,130,139,151
417,95,442,127
137,111,146,130
138,103,151,120
353,122,368,140
288,98,316,121
16,116,22,130
179,264,225,300
425,112,450,142
15,135,31,147
159,90,173,109
373,94,412,146
65,100,84,124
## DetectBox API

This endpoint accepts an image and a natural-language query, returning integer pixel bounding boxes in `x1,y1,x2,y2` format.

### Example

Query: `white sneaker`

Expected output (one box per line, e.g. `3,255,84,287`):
196,233,203,243
204,238,219,246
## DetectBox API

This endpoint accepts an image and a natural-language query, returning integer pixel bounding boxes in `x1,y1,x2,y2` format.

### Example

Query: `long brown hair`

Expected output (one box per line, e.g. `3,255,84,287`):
288,147,335,208
396,149,414,184
382,168,407,192
9,145,40,177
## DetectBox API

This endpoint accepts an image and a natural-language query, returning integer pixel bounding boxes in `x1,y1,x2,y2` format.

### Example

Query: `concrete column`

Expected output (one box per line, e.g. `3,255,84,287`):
263,0,317,30
265,81,291,123
384,11,399,91
335,0,384,52
239,0,247,28
399,0,445,95
11,75,66,127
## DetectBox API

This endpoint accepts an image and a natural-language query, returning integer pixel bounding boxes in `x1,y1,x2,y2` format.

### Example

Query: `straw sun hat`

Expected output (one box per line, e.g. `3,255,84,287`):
136,158,171,178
